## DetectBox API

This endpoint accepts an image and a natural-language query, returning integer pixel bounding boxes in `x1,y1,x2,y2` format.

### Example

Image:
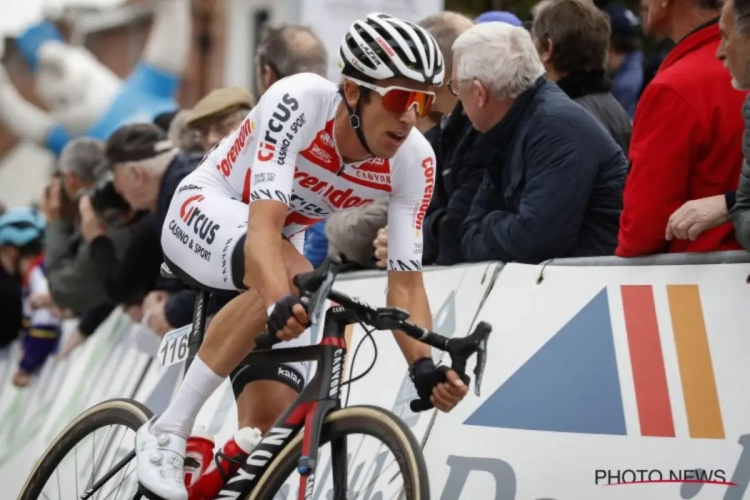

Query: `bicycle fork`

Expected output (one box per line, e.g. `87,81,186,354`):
295,338,348,500
295,399,338,499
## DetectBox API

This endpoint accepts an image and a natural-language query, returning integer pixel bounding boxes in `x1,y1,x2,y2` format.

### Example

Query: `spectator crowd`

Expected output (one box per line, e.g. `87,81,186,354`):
2,0,750,388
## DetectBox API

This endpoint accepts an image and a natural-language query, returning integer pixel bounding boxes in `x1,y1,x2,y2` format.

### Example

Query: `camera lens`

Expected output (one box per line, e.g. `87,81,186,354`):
89,172,130,215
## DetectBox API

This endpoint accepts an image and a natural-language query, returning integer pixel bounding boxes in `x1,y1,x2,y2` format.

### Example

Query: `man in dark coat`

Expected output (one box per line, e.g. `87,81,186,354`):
452,22,628,263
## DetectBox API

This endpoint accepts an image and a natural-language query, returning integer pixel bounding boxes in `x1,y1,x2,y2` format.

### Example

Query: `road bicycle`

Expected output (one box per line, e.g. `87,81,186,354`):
17,257,492,500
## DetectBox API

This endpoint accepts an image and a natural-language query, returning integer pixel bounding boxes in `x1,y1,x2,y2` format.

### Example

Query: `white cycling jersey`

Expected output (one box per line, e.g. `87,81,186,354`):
194,72,435,271
161,72,436,385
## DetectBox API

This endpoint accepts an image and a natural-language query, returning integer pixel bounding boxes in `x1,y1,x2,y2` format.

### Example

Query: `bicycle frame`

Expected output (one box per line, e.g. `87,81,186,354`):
215,303,357,500
151,257,489,500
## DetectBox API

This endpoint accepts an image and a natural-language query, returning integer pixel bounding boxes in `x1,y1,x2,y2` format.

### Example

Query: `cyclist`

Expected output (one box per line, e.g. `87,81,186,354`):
136,13,469,499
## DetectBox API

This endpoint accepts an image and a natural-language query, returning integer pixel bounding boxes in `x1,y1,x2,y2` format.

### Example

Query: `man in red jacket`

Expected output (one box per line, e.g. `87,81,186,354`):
616,0,747,256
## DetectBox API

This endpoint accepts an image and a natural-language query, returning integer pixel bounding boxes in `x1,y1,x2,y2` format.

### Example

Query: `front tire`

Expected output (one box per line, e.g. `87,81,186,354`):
248,405,430,499
17,398,152,500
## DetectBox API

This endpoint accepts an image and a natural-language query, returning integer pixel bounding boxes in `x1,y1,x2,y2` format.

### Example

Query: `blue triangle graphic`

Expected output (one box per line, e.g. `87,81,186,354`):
465,288,626,435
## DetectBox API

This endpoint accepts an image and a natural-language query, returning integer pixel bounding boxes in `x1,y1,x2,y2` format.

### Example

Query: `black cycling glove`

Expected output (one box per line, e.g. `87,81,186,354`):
266,294,308,337
409,357,471,412
409,358,449,412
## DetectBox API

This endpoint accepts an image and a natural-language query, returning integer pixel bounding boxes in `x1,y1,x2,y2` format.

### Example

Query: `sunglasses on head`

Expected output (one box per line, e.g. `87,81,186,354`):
345,77,436,117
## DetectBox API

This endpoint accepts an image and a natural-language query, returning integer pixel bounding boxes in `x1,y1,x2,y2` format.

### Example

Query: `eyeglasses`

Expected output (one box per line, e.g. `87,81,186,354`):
344,77,436,117
447,79,459,97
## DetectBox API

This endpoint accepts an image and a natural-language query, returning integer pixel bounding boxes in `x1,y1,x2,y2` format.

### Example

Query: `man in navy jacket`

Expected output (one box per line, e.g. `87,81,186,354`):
453,22,627,263
421,102,485,265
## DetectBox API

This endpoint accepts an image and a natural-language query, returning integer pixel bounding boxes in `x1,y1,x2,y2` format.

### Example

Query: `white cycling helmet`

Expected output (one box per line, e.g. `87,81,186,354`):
338,12,445,86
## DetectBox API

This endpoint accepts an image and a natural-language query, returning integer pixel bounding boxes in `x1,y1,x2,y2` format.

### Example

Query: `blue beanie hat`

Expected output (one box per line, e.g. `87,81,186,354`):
475,11,523,27
603,3,641,38
0,206,45,247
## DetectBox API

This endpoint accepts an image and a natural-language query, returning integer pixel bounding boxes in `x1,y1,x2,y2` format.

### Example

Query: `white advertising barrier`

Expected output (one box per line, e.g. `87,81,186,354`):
14,259,750,499
423,262,750,500
0,319,80,485
0,342,20,394
96,339,189,500
1,310,162,497
49,323,161,500
0,320,78,429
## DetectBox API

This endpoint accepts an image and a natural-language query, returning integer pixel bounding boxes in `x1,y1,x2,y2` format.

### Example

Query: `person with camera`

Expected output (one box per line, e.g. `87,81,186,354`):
43,138,136,354
93,123,204,336
79,111,205,333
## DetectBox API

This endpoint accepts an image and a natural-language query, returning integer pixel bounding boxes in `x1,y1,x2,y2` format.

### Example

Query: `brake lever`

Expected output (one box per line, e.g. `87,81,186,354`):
298,264,338,326
447,321,492,395
408,321,492,413
472,322,491,397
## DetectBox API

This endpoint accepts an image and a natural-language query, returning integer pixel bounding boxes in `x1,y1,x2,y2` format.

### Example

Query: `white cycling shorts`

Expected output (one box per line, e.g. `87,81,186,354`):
161,171,312,384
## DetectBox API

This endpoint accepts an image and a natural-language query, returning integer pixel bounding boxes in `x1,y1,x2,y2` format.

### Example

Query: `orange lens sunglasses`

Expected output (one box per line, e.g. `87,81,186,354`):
345,76,436,117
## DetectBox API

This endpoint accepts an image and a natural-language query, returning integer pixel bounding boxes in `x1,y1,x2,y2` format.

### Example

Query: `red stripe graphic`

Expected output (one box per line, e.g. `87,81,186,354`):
284,211,324,228
242,170,252,204
301,402,319,457
284,401,314,426
298,401,320,499
621,285,675,437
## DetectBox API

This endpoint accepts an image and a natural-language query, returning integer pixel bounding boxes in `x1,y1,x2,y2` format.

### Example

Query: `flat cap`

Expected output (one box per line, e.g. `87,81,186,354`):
186,87,255,128
104,123,173,165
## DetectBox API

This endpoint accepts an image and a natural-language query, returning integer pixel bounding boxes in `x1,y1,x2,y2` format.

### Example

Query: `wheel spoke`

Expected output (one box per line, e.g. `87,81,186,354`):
93,425,116,499
97,428,129,500
87,428,97,491
17,400,152,500
353,452,399,498
98,466,136,500
75,443,79,498
387,488,403,500
56,466,62,500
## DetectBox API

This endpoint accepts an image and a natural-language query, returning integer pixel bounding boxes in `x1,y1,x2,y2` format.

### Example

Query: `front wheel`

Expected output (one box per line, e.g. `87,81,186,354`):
248,405,431,500
17,398,152,500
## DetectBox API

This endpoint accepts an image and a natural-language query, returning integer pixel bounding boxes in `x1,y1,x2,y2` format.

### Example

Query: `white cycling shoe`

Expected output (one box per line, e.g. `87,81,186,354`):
134,418,188,500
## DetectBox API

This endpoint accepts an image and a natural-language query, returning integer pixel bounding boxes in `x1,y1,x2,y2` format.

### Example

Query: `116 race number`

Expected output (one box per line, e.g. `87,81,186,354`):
158,325,191,367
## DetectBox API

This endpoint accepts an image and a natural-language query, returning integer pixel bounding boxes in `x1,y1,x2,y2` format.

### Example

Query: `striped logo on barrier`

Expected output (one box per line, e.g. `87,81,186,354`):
465,285,724,439
621,285,723,439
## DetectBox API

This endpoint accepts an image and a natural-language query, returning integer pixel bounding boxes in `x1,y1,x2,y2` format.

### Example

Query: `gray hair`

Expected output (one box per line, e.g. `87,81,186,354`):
58,137,106,183
735,0,750,34
257,24,328,78
418,12,474,70
453,22,546,100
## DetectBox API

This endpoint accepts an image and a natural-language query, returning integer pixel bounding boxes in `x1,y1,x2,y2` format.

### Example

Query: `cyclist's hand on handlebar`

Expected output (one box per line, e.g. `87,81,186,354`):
433,369,469,412
410,358,469,413
267,295,310,341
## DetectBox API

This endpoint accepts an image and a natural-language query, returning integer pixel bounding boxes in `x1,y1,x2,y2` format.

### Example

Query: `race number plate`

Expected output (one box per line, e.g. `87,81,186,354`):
158,324,192,367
